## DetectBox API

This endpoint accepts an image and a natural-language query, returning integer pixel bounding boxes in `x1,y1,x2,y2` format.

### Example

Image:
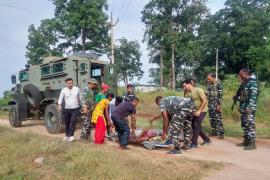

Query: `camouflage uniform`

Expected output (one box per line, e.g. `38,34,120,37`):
123,91,136,102
80,87,96,140
207,80,224,136
237,78,258,143
159,96,195,149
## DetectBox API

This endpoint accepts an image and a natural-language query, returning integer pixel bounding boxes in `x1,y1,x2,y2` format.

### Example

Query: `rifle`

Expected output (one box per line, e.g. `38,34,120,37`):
231,96,237,111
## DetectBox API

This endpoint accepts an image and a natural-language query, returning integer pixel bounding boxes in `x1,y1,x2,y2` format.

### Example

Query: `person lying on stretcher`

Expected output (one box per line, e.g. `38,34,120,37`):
129,128,163,143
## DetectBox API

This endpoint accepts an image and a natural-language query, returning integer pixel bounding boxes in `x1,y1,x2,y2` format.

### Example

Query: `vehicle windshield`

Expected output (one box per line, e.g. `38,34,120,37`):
19,71,29,81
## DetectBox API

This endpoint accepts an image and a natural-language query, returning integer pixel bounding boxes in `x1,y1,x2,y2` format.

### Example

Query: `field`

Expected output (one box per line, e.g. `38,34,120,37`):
133,79,270,138
0,78,269,179
0,126,220,179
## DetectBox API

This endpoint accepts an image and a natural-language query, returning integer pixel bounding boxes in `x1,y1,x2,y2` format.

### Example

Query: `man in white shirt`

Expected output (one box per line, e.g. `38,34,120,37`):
58,78,82,141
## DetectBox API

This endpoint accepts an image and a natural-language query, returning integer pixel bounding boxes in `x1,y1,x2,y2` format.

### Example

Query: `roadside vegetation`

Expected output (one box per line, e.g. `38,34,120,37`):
0,126,220,179
134,75,270,138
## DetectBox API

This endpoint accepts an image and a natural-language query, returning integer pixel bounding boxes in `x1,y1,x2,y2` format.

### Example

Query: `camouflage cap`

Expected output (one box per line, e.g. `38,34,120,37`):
88,78,98,84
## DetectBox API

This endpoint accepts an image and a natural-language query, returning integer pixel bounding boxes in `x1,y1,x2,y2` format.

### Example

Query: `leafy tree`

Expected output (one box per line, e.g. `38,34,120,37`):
26,0,110,65
114,38,144,86
51,0,109,54
26,19,62,65
197,0,270,81
0,91,12,107
142,0,208,89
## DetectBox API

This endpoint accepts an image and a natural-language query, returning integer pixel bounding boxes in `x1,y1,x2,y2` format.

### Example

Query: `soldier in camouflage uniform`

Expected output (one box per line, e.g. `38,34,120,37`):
235,69,258,150
80,78,98,140
155,96,195,155
207,73,224,139
123,84,136,102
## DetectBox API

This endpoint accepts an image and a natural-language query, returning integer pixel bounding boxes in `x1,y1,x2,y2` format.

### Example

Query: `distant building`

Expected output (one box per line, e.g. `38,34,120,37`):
135,84,165,92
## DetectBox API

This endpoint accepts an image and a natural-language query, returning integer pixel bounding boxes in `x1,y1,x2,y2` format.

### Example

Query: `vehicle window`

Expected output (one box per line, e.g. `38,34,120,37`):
80,63,86,71
41,66,51,76
92,68,101,77
19,71,29,81
53,63,64,73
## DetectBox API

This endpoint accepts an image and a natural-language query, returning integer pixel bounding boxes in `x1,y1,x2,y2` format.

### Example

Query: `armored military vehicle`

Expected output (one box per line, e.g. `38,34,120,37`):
8,53,117,134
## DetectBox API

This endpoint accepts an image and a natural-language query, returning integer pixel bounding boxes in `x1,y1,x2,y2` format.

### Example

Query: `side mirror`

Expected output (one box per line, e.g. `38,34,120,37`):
11,75,16,84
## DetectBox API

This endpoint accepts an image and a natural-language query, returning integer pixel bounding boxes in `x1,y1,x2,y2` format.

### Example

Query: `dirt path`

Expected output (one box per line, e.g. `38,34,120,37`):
0,119,270,180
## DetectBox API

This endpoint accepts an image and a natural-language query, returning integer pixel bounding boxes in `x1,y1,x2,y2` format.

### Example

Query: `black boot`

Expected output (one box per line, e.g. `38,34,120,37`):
236,139,248,147
210,130,217,136
244,139,257,150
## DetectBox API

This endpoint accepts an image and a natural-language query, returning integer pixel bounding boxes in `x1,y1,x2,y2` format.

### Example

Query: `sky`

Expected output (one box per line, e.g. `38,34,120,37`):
0,0,226,96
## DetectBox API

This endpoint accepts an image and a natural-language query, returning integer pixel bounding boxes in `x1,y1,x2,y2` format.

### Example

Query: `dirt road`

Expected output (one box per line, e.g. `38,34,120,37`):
0,119,269,180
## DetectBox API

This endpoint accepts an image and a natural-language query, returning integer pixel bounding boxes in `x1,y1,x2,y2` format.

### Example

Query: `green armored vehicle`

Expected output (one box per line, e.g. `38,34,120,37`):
8,53,117,134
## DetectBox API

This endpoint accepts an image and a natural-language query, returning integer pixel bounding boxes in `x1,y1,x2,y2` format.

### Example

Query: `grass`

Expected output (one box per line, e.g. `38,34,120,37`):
0,110,8,119
0,126,221,180
133,86,270,138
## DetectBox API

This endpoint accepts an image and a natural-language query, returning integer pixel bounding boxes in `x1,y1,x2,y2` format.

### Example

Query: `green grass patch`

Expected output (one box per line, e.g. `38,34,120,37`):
0,110,8,119
133,86,270,138
0,126,221,180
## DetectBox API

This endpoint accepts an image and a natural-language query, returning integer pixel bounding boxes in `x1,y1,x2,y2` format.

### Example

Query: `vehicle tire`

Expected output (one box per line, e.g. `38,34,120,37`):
23,84,43,110
9,106,22,127
44,104,63,134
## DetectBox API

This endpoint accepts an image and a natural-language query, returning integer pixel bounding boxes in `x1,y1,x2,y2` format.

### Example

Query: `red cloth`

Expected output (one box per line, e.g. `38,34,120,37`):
94,116,106,144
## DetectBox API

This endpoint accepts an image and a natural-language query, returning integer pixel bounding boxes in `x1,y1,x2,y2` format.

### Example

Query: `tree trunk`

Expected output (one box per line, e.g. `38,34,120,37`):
170,18,176,91
160,48,164,91
82,28,86,53
73,38,77,54
168,67,172,91
171,43,176,91
124,75,128,87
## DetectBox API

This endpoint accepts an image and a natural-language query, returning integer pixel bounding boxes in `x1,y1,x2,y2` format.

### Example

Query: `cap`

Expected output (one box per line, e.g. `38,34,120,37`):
101,83,110,90
88,78,98,84
127,84,133,88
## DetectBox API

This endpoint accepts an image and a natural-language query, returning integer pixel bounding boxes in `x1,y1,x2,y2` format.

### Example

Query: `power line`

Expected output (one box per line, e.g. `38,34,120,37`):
111,0,116,13
119,0,132,21
117,0,127,19
0,2,51,14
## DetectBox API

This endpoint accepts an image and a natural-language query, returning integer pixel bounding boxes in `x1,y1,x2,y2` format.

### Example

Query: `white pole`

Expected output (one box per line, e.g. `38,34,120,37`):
110,13,119,65
216,48,218,79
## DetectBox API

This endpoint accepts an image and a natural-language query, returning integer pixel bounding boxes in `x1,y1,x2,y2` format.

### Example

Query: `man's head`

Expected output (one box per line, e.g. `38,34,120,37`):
106,93,114,101
65,78,73,89
127,84,133,92
101,83,110,93
115,96,123,106
130,97,139,107
239,69,250,82
182,79,194,92
207,73,216,84
87,78,98,89
155,96,163,105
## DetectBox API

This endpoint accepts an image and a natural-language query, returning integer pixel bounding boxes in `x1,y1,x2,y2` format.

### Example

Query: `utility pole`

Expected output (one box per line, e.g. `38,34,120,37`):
216,48,219,79
160,48,164,92
110,13,119,64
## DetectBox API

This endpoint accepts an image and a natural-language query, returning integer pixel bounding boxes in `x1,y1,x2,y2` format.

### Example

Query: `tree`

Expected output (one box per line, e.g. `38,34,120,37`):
197,0,270,81
114,38,144,86
26,0,110,65
142,0,208,89
52,0,109,54
26,19,62,65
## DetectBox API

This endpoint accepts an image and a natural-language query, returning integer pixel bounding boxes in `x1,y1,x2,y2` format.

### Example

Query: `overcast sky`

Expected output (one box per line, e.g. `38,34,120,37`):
0,0,225,96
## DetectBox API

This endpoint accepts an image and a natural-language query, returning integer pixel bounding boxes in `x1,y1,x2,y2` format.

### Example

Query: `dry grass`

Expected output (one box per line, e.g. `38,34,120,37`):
0,126,221,180
134,88,270,138
0,110,8,119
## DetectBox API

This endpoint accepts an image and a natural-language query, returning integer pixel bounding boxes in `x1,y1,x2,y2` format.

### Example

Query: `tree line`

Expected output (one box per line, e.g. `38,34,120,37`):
142,0,270,89
26,0,143,85
26,0,270,89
